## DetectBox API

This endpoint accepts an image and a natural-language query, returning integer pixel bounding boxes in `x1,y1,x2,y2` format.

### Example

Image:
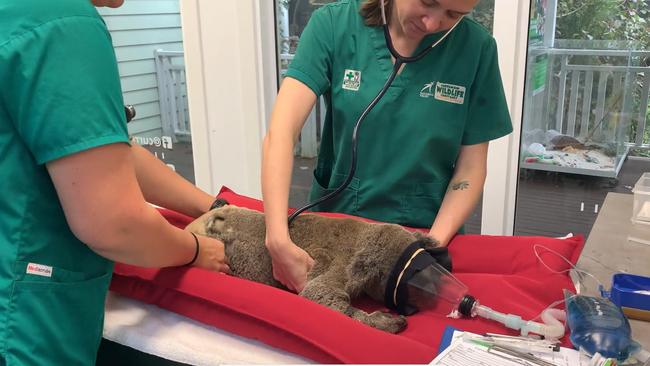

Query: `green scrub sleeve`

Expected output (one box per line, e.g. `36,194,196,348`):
462,37,513,145
284,6,333,97
4,15,129,164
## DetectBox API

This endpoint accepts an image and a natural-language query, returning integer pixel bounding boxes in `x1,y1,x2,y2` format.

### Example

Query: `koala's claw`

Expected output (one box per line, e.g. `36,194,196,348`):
366,311,407,333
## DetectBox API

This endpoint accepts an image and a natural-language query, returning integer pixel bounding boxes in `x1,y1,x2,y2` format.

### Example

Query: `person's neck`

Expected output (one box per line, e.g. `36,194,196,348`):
387,22,422,58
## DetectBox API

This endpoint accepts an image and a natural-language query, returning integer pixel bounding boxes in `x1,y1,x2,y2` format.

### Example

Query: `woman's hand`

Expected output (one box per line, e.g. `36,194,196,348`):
266,237,315,292
192,234,231,274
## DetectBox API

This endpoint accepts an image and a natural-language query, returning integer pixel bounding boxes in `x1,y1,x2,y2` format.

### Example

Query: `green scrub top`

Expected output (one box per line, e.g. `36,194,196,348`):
286,0,513,228
0,0,129,364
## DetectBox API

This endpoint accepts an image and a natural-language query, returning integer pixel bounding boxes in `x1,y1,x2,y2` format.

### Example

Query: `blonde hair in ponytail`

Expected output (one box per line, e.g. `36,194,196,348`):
359,0,392,26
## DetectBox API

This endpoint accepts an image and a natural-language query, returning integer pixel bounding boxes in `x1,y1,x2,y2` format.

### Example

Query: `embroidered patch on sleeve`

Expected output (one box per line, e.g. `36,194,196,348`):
342,69,361,91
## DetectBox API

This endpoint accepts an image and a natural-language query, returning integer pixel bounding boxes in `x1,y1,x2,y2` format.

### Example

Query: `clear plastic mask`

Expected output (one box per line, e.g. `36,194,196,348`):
406,262,469,315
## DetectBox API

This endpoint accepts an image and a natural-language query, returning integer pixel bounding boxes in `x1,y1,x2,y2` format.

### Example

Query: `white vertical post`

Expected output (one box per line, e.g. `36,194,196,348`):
180,0,275,197
481,0,531,236
277,2,290,55
257,0,279,132
544,0,558,48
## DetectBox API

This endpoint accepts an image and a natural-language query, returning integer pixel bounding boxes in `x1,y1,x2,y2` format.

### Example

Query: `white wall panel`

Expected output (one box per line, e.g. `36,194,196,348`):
181,0,275,196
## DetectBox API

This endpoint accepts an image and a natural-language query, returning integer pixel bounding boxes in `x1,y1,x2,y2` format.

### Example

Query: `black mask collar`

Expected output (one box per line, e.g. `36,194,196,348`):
384,240,452,315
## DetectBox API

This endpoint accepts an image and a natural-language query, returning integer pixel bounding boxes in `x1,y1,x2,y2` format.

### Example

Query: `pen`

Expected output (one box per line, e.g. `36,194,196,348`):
484,333,561,352
488,344,559,366
485,333,559,344
468,338,559,366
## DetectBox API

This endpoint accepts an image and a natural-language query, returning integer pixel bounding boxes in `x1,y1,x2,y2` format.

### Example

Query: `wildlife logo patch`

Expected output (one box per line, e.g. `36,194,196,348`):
434,82,466,104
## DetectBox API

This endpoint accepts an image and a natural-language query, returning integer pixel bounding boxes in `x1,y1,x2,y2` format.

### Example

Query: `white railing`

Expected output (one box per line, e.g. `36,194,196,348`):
286,48,650,161
539,48,650,147
155,49,190,142
522,46,650,177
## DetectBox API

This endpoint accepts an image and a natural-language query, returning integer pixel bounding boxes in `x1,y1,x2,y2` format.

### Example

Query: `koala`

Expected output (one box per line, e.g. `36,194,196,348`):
185,200,440,333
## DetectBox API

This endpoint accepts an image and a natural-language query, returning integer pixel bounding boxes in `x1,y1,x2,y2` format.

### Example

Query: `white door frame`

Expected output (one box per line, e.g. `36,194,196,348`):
481,0,530,235
180,0,277,198
181,0,528,233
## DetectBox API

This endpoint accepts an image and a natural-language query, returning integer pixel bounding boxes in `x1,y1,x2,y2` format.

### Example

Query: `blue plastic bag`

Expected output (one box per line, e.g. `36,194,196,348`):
565,290,639,361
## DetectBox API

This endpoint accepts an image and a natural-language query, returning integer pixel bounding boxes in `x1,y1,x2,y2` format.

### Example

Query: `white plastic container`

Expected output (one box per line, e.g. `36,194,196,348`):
628,219,650,246
631,173,650,223
629,173,650,245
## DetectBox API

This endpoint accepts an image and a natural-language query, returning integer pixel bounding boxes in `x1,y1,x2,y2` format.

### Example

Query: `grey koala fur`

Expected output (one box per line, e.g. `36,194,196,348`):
185,203,438,333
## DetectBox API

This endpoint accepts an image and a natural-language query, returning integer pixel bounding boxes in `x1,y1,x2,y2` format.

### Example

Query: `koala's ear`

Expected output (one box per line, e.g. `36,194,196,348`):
185,213,210,236
184,208,226,237
204,209,227,237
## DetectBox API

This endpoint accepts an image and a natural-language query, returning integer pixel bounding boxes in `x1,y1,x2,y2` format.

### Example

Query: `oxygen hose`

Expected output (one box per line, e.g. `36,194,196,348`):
474,304,566,339
455,295,567,339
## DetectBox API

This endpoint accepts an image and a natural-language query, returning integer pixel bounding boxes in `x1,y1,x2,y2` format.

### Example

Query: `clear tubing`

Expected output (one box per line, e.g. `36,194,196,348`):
474,304,566,340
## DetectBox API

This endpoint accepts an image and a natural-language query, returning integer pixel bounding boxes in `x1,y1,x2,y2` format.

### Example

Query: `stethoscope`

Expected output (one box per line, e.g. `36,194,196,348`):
287,4,464,225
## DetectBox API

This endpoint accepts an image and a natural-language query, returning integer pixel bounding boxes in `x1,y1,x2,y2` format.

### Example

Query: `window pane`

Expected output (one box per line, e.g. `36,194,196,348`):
276,0,334,208
515,0,650,237
470,0,494,34
98,1,195,183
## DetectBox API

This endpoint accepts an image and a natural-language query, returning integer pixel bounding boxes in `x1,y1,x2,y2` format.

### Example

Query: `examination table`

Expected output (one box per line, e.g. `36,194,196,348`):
101,187,584,364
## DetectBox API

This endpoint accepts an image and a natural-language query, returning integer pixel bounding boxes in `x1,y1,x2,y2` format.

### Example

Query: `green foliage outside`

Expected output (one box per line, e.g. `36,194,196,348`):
470,0,496,32
468,0,650,149
555,0,650,49
469,0,650,47
555,0,650,148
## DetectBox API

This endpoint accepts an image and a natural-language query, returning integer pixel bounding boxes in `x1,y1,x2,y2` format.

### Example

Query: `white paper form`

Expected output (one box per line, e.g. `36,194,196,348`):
430,331,592,366
430,341,523,366
530,348,589,366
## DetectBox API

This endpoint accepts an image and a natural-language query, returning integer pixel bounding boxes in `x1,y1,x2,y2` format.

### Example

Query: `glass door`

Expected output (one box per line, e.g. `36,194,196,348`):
98,1,196,183
515,0,650,237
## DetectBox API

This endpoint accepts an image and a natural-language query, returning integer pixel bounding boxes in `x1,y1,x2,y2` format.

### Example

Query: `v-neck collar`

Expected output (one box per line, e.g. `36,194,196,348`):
369,25,451,88
370,26,409,87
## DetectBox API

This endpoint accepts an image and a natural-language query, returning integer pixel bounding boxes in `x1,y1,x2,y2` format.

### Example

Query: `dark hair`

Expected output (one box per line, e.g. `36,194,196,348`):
359,0,391,26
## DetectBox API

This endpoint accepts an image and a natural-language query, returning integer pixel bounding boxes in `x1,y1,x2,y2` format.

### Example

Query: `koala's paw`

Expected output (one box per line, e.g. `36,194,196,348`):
366,311,407,333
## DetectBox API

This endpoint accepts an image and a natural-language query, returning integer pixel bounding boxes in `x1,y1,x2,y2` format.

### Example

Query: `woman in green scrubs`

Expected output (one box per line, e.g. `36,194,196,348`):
0,0,229,364
262,0,513,292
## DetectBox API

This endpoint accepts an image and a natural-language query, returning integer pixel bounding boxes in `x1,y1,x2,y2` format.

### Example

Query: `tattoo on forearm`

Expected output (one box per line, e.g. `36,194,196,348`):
451,180,470,191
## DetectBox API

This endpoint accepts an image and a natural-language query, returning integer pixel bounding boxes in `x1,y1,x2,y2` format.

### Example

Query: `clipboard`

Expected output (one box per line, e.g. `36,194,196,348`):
437,325,458,354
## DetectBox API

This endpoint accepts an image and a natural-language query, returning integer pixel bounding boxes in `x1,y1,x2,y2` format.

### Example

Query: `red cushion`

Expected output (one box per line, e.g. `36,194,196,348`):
110,186,584,364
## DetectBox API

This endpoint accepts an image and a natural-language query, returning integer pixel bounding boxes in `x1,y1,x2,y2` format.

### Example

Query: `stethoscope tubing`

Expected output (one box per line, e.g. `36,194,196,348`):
287,57,403,224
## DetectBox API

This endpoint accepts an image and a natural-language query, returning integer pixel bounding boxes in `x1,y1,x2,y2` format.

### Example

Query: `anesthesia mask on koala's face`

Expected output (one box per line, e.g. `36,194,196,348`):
384,241,470,316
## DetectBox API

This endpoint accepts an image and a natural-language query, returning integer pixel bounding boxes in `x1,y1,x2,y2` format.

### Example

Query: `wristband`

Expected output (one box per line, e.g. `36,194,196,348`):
185,232,200,266
208,198,229,211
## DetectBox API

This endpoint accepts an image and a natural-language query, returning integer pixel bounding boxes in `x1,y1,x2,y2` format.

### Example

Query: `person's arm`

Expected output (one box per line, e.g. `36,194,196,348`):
262,77,315,243
131,143,214,218
261,77,317,292
47,143,230,272
428,142,488,247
